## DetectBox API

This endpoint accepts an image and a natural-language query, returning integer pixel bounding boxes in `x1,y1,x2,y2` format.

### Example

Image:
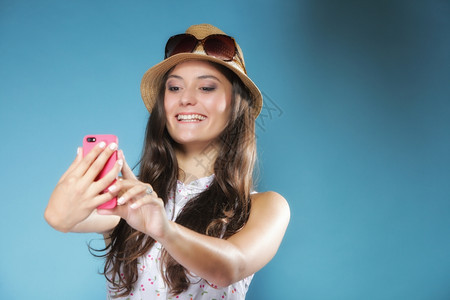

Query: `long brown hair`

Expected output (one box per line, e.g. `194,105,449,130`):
97,62,257,297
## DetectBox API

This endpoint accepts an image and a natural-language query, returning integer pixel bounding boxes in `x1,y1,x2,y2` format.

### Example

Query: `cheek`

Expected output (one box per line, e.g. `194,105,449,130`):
211,93,232,114
214,102,228,114
163,95,169,111
164,95,175,116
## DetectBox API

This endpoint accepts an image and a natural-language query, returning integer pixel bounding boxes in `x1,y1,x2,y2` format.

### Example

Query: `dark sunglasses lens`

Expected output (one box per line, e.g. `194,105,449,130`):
203,35,236,60
165,34,197,58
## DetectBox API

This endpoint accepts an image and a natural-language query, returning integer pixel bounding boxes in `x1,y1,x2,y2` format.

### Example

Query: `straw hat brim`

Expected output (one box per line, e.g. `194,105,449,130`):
140,52,263,118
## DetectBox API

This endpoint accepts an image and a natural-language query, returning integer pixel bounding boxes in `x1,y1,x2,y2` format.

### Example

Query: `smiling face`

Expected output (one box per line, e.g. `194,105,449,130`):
164,60,233,151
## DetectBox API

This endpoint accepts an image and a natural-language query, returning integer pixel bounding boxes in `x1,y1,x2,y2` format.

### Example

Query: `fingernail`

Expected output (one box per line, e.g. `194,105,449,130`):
130,203,137,209
99,141,106,148
109,142,118,150
117,197,125,205
118,159,123,166
77,147,82,156
108,185,117,192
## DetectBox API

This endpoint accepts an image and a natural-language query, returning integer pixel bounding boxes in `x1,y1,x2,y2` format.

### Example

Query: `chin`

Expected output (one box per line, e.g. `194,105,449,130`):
173,136,218,150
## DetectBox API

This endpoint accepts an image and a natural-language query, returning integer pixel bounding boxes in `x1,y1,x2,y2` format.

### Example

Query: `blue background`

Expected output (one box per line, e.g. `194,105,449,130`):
1,0,449,299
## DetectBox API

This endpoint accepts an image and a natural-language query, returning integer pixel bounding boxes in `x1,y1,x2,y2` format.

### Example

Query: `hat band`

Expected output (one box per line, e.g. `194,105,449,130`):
164,33,247,74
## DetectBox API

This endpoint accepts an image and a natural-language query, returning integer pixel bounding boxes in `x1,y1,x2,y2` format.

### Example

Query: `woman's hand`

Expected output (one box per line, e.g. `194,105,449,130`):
44,142,123,233
97,155,170,240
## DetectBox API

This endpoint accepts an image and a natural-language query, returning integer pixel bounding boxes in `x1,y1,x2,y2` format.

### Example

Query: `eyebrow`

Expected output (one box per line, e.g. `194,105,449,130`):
167,74,222,83
197,75,222,82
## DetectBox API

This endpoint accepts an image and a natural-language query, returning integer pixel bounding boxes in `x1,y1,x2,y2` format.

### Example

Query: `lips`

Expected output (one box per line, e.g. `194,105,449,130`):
176,113,207,122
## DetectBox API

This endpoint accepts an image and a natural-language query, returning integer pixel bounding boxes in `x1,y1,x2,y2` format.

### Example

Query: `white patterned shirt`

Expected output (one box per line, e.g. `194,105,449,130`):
107,175,253,299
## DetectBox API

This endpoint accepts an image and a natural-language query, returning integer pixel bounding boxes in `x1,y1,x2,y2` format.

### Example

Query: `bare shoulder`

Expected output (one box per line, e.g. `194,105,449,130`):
251,191,290,211
250,191,290,223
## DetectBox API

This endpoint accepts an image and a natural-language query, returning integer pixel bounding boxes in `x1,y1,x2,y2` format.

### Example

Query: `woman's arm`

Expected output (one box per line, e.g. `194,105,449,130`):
100,171,290,287
160,191,290,286
70,210,120,234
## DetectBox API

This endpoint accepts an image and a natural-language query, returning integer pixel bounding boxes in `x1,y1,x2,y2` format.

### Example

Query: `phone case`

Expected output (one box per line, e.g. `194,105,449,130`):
83,134,118,209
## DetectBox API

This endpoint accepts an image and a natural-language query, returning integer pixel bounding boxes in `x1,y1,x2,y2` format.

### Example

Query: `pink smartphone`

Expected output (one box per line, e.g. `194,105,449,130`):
83,134,118,209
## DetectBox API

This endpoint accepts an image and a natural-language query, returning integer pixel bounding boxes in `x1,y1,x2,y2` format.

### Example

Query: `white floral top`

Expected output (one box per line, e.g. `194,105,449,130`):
107,175,253,299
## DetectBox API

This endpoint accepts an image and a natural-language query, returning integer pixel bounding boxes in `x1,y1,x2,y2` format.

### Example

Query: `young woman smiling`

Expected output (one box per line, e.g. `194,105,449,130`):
45,24,290,299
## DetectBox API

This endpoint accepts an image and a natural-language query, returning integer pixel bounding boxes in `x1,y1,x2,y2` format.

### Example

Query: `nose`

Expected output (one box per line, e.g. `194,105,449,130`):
179,85,197,107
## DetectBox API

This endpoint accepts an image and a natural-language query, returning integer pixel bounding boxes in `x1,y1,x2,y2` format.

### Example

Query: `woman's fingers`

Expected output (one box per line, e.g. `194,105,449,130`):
117,184,147,206
115,180,158,207
83,142,118,182
128,190,158,210
72,141,108,178
59,147,83,182
97,200,127,217
119,150,137,180
91,158,123,196
92,190,119,208
97,182,163,223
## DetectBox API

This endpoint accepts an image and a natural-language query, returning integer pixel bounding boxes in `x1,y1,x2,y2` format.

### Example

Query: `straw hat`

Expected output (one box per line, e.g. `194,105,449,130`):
140,24,262,118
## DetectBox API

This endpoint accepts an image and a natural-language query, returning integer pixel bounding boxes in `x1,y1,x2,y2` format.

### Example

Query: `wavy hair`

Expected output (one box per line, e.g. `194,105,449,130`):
96,62,257,297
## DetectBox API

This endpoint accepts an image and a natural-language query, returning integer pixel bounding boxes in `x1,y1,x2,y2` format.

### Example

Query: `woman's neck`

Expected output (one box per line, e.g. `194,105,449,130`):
175,143,218,184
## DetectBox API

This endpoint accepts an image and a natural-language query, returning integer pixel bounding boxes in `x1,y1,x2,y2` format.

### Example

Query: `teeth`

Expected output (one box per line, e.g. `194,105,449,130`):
177,114,206,121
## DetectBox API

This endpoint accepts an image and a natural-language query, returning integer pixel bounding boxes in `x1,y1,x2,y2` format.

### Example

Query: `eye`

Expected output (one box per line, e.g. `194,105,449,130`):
200,86,216,92
167,86,180,92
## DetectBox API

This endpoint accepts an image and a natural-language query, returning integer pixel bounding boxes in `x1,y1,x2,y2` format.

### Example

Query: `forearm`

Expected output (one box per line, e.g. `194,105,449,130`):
158,221,247,287
70,211,120,234
45,208,119,234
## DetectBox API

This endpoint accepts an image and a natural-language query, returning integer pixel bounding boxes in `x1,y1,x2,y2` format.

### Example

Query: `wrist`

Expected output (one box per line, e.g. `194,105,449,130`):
156,220,178,246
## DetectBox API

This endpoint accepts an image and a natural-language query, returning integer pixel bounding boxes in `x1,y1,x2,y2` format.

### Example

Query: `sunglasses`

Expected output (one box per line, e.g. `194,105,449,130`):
164,33,247,74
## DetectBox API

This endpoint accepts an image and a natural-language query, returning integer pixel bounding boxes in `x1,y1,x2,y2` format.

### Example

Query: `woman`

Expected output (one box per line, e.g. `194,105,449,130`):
45,24,290,299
